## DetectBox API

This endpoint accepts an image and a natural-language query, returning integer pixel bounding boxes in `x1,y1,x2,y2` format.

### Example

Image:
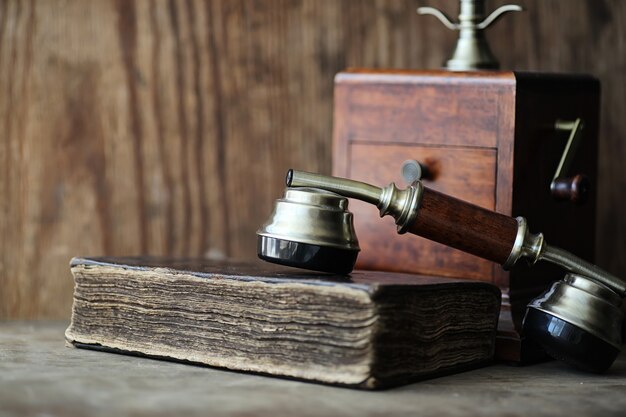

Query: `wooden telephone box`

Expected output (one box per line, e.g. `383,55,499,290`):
332,69,600,362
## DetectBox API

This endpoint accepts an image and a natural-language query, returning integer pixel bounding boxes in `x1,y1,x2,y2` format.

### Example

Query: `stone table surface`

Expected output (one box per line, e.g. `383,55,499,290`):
2,321,626,417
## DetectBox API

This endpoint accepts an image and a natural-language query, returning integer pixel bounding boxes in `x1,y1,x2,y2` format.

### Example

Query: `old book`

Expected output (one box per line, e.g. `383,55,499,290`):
65,257,501,389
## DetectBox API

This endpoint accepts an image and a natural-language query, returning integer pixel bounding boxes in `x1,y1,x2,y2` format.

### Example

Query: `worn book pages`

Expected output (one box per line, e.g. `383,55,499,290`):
65,257,501,389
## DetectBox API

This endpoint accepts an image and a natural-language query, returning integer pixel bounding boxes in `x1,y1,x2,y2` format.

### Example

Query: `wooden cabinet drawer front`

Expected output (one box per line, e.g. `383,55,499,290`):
334,80,508,148
348,143,497,281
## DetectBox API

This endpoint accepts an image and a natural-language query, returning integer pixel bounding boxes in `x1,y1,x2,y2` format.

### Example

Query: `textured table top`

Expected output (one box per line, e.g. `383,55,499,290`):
2,321,626,417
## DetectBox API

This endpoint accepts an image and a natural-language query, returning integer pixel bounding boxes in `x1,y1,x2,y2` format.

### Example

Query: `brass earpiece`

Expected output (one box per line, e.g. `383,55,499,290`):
257,187,360,274
524,274,623,372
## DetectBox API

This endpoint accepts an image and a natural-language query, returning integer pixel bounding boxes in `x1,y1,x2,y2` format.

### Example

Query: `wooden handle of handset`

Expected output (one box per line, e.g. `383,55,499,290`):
409,187,519,265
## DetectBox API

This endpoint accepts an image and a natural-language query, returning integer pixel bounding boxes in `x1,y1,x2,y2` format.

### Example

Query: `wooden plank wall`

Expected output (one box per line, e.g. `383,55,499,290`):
1,0,624,319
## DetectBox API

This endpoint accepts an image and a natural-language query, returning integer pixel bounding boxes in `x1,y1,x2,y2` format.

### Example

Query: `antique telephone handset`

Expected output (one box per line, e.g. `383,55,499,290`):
257,170,624,373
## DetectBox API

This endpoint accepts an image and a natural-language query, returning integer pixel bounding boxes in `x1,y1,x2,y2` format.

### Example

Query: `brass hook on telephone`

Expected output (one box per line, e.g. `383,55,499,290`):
417,0,523,70
257,170,624,373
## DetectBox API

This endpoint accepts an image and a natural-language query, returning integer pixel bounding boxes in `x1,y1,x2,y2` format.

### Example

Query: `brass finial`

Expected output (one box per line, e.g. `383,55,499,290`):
418,0,523,71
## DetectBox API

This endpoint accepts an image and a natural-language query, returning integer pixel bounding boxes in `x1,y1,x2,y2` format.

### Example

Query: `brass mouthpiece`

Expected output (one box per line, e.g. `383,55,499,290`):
287,169,423,234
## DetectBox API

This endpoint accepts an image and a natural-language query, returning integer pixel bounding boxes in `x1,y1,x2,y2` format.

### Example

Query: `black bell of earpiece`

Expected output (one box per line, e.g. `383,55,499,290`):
523,274,623,373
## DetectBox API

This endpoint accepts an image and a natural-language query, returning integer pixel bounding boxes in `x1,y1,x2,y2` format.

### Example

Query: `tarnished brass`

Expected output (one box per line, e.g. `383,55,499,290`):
257,188,359,251
527,274,623,350
418,0,522,71
550,118,590,202
287,170,423,234
539,245,626,296
553,119,584,182
504,217,626,296
503,216,543,269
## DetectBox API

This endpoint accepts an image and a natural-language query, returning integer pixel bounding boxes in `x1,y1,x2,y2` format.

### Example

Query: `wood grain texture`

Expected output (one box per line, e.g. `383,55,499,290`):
0,0,345,318
1,0,625,319
6,322,626,417
348,143,498,280
332,70,514,148
408,188,519,265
